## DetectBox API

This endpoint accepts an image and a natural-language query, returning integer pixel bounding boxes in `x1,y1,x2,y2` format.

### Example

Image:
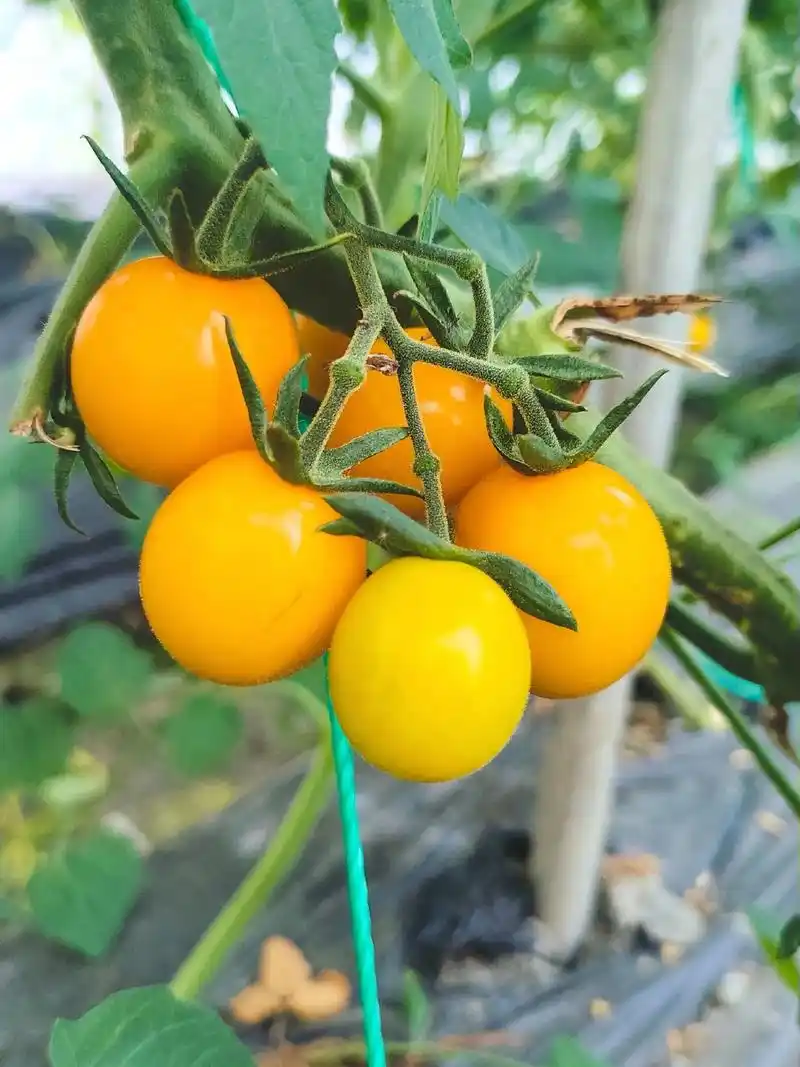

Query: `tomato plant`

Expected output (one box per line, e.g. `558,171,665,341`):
454,461,672,699
328,556,531,782
327,327,512,517
71,256,300,487
139,450,366,686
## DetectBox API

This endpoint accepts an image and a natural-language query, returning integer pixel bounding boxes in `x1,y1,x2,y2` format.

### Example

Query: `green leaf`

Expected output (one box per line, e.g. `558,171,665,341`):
83,137,172,257
49,986,255,1067
403,969,431,1041
483,394,527,472
28,830,143,957
339,0,372,37
322,493,575,628
432,0,472,67
161,693,244,777
386,0,462,109
545,1036,611,1067
0,483,40,579
513,354,622,382
57,622,152,720
572,371,667,462
439,193,529,276
78,439,140,520
403,256,460,330
778,913,800,960
420,85,464,216
748,906,800,994
416,189,441,243
324,427,410,472
535,387,587,414
54,450,84,535
0,698,73,791
224,317,271,461
492,256,539,334
192,0,341,229
393,290,461,351
274,356,310,439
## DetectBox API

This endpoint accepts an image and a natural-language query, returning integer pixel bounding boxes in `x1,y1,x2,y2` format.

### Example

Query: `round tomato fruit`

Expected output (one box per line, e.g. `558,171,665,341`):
294,313,351,399
328,556,531,782
139,451,366,686
72,256,300,487
454,461,671,699
327,327,512,517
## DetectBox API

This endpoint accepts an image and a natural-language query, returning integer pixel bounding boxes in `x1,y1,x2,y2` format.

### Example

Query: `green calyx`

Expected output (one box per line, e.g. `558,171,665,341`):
86,137,350,280
224,320,422,499
322,492,576,630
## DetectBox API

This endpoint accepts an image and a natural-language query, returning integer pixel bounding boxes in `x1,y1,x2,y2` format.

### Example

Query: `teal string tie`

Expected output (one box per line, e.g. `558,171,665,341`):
322,654,387,1067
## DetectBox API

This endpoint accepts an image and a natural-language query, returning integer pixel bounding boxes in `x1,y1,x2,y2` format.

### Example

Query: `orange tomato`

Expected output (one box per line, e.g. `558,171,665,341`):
139,451,366,686
72,255,300,487
295,313,351,399
328,327,512,517
454,461,671,699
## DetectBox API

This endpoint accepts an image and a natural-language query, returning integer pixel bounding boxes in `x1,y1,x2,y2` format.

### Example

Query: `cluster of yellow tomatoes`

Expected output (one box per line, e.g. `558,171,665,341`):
70,254,672,783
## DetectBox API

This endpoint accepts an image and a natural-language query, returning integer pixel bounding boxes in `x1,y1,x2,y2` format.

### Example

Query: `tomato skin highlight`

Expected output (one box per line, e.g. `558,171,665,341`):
454,461,672,700
327,327,512,517
139,451,366,686
295,313,351,399
72,256,300,488
328,557,531,782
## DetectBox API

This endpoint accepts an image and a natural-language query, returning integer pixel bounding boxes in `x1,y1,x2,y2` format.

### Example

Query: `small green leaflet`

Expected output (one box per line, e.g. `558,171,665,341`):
192,0,341,230
419,84,464,225
49,986,254,1067
161,693,244,777
439,193,530,276
0,698,73,791
386,0,468,110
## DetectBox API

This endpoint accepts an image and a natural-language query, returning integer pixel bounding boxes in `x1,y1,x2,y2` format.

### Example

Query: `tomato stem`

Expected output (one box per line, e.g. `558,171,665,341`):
169,731,334,1002
8,149,177,436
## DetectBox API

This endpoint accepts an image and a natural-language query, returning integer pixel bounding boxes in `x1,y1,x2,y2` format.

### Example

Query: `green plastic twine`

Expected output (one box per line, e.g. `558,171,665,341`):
322,654,387,1067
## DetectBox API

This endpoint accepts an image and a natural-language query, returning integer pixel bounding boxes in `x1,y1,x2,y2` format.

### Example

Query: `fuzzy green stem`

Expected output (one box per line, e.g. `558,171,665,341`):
195,138,267,262
661,629,800,819
666,598,760,682
299,313,384,469
331,156,385,229
9,149,176,433
760,516,800,552
397,360,450,539
170,735,334,1001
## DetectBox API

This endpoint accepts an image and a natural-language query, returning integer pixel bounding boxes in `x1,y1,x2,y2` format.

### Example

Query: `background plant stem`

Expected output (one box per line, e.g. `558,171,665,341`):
170,735,334,1001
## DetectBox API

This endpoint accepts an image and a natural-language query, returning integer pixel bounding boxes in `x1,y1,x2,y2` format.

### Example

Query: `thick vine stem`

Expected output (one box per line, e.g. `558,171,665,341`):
9,149,176,434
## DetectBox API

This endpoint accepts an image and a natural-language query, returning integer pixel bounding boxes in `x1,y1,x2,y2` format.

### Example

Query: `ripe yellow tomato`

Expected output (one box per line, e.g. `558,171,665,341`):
72,256,300,488
328,557,531,781
328,327,512,517
294,313,351,399
139,451,366,686
454,461,671,699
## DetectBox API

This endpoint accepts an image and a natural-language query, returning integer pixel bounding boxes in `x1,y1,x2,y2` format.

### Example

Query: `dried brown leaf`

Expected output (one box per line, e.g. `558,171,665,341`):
291,970,352,1021
229,983,284,1025
259,936,313,997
